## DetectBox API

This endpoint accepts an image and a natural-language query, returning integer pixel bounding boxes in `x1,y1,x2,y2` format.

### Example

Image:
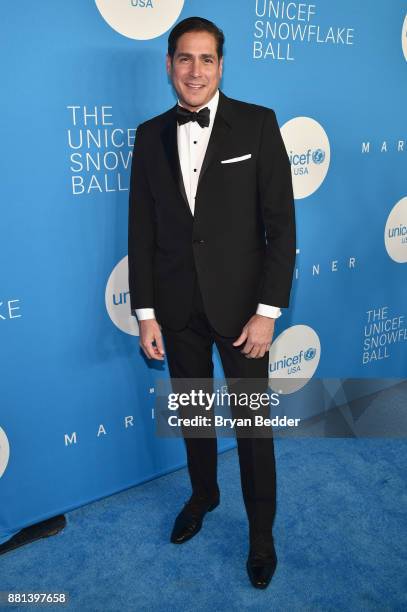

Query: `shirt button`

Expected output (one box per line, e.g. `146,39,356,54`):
193,169,197,172
194,141,197,144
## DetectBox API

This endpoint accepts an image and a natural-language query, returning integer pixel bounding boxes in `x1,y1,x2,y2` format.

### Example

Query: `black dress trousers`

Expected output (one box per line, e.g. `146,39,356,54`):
161,269,277,534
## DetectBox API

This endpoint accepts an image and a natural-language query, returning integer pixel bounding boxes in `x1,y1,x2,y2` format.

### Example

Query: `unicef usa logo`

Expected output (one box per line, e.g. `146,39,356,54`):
402,14,407,61
385,197,407,263
105,256,139,336
95,0,185,40
269,325,321,394
0,427,10,479
281,117,330,199
289,147,326,174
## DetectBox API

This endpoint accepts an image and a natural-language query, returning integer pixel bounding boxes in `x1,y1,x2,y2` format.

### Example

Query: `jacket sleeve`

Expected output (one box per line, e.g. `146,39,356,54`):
128,123,156,311
257,109,296,308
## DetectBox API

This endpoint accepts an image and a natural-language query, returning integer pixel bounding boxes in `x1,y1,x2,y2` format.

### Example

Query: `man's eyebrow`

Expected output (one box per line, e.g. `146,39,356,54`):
175,52,216,59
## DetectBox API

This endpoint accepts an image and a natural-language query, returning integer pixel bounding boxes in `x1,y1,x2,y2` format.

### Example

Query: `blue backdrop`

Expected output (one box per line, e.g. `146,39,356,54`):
1,0,406,544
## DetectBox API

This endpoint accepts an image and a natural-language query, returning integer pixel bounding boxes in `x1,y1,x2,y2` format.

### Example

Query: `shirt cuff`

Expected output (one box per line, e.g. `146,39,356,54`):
256,304,282,319
133,308,156,320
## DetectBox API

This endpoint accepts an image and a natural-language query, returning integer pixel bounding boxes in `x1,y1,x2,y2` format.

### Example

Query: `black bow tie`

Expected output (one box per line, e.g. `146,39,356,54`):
176,105,210,128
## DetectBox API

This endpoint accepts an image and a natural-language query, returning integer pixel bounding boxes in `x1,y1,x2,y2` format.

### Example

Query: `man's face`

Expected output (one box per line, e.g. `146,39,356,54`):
166,31,223,111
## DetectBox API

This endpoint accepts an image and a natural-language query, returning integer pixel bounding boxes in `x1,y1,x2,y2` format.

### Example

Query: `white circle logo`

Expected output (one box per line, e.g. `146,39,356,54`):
281,117,331,200
402,14,407,61
105,255,139,336
269,325,321,394
95,0,185,41
384,197,407,263
0,427,10,479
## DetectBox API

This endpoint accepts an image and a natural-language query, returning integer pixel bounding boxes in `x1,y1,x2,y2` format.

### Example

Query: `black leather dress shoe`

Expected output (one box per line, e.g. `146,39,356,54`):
170,494,219,544
246,535,277,589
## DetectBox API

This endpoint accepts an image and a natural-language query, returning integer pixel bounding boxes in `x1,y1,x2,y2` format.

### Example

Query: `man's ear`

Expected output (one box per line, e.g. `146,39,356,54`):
166,53,172,76
219,56,224,79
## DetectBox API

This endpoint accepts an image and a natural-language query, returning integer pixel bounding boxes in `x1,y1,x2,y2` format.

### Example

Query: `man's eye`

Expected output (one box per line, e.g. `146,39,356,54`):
204,58,213,63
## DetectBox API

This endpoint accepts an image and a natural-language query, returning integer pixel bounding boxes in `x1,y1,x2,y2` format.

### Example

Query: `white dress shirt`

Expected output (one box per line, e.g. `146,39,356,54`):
135,89,281,321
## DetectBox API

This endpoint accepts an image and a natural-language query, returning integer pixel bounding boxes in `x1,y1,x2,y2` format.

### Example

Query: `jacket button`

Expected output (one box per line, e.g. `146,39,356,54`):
193,239,205,245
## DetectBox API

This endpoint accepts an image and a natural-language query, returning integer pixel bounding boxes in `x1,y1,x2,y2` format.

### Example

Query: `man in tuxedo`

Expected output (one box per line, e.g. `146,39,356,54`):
128,16,295,589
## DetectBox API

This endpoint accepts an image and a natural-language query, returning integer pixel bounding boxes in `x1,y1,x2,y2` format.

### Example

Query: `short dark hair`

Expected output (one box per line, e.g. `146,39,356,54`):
168,16,225,60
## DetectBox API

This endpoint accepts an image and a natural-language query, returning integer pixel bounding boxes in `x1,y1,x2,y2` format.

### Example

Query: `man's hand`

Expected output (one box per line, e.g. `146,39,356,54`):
232,314,275,359
139,319,165,361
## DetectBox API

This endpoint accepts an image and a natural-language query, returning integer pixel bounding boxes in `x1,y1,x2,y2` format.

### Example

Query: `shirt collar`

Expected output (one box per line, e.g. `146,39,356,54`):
177,89,219,127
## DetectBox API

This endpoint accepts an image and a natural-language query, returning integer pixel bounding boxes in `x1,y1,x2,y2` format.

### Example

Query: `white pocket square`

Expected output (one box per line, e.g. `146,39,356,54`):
221,154,252,164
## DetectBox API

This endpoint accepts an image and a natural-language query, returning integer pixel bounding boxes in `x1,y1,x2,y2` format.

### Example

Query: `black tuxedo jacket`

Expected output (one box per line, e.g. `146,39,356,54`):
128,90,296,337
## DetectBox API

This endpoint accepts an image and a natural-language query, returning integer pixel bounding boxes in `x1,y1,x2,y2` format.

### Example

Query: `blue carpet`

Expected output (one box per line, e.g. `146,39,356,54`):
1,439,407,611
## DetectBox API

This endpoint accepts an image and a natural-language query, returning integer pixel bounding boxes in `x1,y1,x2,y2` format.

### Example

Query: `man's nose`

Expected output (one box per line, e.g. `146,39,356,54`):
190,58,202,77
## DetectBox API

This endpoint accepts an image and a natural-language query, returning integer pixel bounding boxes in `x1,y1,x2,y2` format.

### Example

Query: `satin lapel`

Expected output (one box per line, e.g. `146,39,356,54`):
197,92,232,189
160,108,190,216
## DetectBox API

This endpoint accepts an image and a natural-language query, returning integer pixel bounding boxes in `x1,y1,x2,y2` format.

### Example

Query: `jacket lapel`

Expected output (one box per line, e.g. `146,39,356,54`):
197,90,232,189
160,106,190,215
